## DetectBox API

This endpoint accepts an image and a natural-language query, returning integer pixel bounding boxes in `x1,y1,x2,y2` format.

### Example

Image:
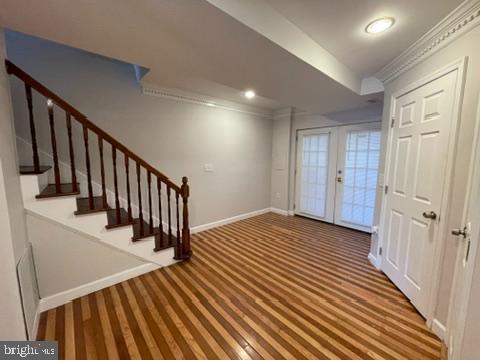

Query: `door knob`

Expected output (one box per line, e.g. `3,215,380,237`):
336,176,342,183
422,211,437,220
451,227,467,238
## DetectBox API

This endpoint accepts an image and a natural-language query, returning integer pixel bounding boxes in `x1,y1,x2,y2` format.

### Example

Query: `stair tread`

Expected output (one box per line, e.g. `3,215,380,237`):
36,183,80,199
106,208,134,229
20,165,51,174
75,196,110,215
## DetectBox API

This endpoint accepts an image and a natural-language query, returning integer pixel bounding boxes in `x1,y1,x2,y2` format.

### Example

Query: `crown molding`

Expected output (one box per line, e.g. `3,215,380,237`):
376,0,480,84
141,83,274,119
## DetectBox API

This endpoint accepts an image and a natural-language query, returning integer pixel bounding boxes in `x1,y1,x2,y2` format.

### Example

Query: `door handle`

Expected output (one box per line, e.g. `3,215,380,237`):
451,227,467,238
336,176,342,183
422,211,437,220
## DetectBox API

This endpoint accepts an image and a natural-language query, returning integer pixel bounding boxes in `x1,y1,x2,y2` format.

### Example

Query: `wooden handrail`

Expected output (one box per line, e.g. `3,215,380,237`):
5,60,180,193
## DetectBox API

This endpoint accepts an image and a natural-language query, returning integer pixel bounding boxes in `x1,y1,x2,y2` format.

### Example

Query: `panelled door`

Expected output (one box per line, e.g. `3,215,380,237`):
382,69,458,317
295,123,381,231
295,128,338,222
335,124,381,232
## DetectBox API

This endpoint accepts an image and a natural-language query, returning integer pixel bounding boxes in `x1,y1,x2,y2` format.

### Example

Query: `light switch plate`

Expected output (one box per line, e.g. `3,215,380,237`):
203,163,214,172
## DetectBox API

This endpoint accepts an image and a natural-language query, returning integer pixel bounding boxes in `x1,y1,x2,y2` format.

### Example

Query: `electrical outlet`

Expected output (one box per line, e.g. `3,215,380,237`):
275,192,281,199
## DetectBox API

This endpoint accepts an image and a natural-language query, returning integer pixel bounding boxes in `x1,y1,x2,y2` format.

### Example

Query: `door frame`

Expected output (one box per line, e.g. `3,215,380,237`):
294,127,338,222
377,57,467,326
446,93,480,359
334,122,382,233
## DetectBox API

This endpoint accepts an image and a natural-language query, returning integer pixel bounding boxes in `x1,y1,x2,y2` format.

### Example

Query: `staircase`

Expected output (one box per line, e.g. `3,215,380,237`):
6,60,191,266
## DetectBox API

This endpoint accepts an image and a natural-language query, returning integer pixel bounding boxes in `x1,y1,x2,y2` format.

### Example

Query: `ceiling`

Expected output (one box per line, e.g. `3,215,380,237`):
265,0,465,76
0,0,465,114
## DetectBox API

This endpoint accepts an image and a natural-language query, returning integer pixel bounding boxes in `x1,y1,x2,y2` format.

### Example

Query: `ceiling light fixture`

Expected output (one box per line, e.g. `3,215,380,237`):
365,17,395,34
244,90,256,99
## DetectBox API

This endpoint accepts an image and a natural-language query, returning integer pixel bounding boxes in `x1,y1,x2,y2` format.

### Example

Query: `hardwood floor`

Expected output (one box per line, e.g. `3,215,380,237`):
37,213,442,359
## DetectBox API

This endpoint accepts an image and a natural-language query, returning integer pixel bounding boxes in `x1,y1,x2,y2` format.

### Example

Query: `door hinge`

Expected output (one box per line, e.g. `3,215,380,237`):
391,117,395,128
384,185,389,194
379,247,383,256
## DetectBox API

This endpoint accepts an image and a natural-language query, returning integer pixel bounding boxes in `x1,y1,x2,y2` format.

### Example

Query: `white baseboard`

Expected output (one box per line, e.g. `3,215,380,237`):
432,318,446,341
191,208,272,233
368,252,381,270
30,305,41,340
270,207,290,216
38,263,159,312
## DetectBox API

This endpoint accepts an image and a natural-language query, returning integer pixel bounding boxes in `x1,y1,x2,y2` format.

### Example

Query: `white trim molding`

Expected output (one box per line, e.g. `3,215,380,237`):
191,208,272,233
432,319,447,341
270,207,290,216
141,83,273,118
376,0,480,83
368,252,381,270
38,263,159,312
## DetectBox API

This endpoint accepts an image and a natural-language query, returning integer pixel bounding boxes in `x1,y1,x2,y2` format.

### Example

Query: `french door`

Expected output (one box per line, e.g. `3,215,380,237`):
295,123,381,232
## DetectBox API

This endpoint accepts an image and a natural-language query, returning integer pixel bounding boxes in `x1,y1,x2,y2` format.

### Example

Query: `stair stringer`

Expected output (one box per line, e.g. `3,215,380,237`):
19,172,178,267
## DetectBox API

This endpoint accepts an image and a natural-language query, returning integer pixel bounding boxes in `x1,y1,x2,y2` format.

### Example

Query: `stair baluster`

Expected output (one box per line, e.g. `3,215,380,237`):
136,162,144,236
25,85,40,173
125,154,132,222
147,171,153,233
65,113,78,192
154,178,164,251
167,185,172,246
83,124,94,209
98,136,107,208
112,146,121,223
47,99,61,193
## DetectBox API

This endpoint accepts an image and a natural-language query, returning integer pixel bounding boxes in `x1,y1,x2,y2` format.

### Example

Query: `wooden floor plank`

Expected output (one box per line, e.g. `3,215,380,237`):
37,213,443,359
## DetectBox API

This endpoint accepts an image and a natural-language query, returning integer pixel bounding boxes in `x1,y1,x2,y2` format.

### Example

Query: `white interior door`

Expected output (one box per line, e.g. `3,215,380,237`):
335,123,381,232
382,69,458,317
295,128,337,222
448,96,480,360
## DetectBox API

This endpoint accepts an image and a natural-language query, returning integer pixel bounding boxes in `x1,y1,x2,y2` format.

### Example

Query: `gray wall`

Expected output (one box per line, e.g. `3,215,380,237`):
271,108,292,211
6,31,273,227
26,214,146,298
0,28,31,340
374,25,480,327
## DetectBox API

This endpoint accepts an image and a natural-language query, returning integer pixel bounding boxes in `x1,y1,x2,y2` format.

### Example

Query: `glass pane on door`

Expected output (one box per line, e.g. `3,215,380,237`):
341,129,380,227
299,133,330,218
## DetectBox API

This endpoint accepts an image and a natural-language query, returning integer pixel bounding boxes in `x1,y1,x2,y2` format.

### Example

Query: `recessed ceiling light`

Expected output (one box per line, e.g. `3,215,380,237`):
244,90,256,99
365,17,395,34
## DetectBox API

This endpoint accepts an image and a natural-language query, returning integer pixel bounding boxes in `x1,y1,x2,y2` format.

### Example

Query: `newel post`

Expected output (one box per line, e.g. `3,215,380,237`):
180,176,192,259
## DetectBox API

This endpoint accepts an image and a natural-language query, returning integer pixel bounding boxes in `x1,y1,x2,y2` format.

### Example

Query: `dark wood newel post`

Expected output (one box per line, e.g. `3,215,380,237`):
180,176,192,259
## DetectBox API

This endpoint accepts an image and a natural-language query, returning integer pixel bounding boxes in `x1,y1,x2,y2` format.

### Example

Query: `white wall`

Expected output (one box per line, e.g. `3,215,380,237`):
0,27,30,340
6,31,273,228
374,25,480,328
26,213,146,298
